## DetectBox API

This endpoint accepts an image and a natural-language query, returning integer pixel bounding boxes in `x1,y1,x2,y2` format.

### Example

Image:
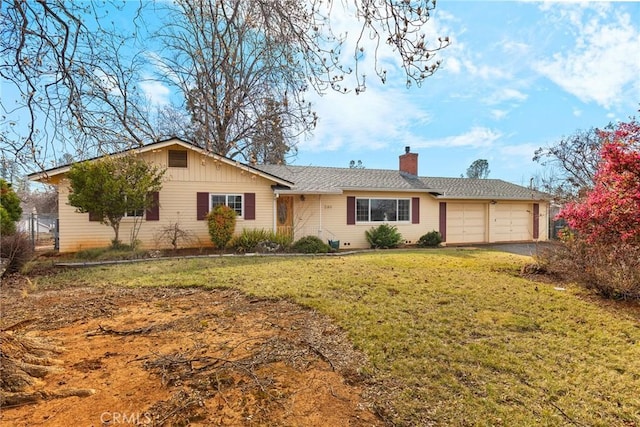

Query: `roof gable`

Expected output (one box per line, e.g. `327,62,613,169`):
28,138,293,187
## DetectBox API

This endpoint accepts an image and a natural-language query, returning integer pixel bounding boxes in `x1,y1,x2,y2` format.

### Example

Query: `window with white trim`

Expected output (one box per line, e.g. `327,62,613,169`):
124,207,144,218
356,198,410,222
211,194,243,217
124,195,144,218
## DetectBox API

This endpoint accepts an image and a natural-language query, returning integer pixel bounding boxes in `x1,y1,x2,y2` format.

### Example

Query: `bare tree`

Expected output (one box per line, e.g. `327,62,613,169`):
533,127,603,201
156,0,449,161
2,0,449,170
1,1,156,171
155,105,194,141
157,0,315,160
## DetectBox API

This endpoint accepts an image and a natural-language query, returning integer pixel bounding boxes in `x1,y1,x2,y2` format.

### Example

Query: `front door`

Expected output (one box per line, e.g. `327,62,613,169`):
277,196,294,239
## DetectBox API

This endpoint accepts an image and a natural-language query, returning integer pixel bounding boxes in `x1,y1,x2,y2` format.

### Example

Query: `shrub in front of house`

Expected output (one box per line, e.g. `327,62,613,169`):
207,205,237,251
291,236,330,253
232,228,292,253
0,233,33,276
0,206,16,236
365,224,403,249
417,230,443,248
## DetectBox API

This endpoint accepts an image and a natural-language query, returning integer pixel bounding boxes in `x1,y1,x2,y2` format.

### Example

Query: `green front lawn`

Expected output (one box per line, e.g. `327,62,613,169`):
36,249,640,426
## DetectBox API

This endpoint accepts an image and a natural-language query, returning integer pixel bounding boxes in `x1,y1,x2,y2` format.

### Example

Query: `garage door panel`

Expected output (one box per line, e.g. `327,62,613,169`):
447,203,487,244
494,203,532,242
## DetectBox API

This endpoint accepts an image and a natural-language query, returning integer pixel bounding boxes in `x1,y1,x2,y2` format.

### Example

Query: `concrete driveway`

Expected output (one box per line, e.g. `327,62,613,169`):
485,242,551,257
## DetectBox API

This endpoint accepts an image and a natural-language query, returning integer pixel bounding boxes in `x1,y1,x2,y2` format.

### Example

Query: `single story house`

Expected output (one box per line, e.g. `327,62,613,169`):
29,138,550,253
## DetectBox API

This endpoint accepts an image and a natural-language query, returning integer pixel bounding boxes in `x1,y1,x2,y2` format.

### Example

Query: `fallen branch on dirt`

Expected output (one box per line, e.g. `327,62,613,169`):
1,319,40,332
0,331,94,408
86,324,155,336
303,340,335,371
2,388,96,408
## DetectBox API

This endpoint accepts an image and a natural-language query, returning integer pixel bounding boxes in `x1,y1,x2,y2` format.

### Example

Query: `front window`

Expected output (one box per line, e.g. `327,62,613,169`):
124,208,144,218
124,195,144,218
211,194,243,217
356,198,410,222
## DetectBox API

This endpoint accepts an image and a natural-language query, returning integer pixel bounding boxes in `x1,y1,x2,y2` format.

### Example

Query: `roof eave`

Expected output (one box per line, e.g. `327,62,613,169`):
436,195,551,201
340,187,443,194
28,138,294,187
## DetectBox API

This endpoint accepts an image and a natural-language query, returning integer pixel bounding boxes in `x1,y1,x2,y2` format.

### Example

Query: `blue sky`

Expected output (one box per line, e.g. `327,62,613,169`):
5,1,638,186
275,1,639,185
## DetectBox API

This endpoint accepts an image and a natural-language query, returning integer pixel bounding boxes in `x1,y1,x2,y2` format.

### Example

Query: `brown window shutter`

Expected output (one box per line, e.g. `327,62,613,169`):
244,193,256,220
89,211,101,222
146,192,160,221
346,196,356,225
439,202,447,242
533,203,540,239
197,192,209,220
411,197,420,224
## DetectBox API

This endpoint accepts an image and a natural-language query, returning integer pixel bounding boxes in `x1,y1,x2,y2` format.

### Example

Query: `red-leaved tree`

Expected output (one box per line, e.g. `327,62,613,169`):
558,119,640,245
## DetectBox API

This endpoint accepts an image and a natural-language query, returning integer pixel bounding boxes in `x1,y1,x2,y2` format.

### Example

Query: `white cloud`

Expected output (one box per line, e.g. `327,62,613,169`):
461,59,511,80
443,57,462,74
491,109,509,120
534,5,640,109
485,88,528,105
499,143,539,164
414,127,503,149
300,85,432,155
140,80,171,106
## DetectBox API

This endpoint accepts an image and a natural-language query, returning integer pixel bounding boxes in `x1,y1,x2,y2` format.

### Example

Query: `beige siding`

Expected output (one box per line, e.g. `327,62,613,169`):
57,145,277,252
289,191,441,249
446,202,488,244
53,143,550,251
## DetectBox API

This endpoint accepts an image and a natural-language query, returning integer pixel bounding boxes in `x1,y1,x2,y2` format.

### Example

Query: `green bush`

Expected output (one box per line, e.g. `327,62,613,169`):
365,224,403,249
0,179,22,223
417,230,442,248
232,228,271,252
1,233,33,276
0,205,16,235
291,235,330,253
231,228,292,253
207,205,237,250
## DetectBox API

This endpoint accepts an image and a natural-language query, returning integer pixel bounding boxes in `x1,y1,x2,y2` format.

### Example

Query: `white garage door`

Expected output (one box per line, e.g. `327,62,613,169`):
493,203,532,242
447,203,487,244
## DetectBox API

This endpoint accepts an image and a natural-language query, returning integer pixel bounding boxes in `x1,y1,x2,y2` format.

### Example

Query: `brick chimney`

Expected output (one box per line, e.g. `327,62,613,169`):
399,146,418,175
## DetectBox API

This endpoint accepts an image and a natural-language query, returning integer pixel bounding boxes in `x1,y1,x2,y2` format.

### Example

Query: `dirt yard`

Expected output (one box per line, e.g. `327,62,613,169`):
0,276,383,426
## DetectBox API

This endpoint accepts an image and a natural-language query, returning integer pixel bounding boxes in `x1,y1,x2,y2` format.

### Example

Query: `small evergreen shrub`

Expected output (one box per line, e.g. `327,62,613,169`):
0,206,16,235
292,236,330,253
1,233,33,276
417,230,442,248
207,205,237,250
365,224,403,249
231,229,292,253
232,228,271,252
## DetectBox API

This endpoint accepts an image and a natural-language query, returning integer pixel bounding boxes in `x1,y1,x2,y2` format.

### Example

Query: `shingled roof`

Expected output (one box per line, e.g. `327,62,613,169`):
253,164,550,201
253,165,439,193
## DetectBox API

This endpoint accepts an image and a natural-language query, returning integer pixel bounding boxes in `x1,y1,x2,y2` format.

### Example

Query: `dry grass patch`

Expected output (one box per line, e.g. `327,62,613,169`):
30,249,640,426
